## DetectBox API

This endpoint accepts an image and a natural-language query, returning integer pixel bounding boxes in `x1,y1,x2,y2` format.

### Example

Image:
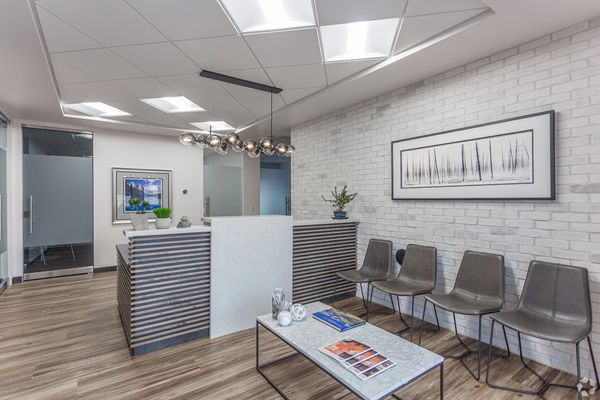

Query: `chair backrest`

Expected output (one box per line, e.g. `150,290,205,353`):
397,244,437,290
452,250,505,302
360,239,393,278
518,261,591,329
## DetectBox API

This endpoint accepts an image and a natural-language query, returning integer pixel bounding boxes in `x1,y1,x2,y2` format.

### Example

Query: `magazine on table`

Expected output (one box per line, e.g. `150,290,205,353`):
318,338,396,380
312,308,365,332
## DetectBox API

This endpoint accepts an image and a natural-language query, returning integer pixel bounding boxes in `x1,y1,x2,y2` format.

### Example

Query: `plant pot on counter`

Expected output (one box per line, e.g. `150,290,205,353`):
130,213,149,231
333,211,347,219
155,218,171,229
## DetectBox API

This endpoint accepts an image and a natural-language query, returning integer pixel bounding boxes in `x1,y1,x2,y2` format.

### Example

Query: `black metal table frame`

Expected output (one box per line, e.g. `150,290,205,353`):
256,320,444,400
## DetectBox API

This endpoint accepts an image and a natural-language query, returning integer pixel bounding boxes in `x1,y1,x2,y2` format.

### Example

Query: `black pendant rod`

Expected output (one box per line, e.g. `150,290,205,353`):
199,70,282,94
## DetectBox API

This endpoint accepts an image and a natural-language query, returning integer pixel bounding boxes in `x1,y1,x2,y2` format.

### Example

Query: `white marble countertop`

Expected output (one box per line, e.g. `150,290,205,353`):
202,216,358,226
257,302,443,400
123,225,211,238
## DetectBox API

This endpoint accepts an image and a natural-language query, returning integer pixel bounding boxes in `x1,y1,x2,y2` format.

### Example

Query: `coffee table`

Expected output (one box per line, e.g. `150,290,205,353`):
256,302,444,400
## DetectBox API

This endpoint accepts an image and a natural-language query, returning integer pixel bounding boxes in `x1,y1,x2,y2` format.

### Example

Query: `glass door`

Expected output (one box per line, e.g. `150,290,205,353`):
0,117,7,292
22,126,93,280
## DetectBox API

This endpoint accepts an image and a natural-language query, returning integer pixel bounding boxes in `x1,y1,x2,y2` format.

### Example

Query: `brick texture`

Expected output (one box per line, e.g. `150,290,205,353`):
291,18,600,377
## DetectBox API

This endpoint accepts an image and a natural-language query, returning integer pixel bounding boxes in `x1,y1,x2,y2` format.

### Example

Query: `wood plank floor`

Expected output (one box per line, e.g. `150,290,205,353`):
0,272,593,400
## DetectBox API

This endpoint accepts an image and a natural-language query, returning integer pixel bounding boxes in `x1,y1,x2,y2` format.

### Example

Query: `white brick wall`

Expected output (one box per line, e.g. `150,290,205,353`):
291,17,600,377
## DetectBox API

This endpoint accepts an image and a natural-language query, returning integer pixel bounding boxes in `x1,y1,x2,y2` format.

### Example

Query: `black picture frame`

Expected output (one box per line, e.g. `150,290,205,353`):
391,110,555,200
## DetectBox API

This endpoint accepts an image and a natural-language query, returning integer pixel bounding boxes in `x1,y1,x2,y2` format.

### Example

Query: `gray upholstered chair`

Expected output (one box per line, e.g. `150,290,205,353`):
419,250,510,380
370,244,440,341
333,239,393,321
486,261,599,399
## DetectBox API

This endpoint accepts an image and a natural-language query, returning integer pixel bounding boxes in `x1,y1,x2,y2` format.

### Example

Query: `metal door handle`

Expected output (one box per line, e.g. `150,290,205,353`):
29,195,33,234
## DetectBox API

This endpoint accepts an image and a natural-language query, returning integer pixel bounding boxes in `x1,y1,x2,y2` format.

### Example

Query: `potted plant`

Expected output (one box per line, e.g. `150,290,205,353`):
153,207,172,229
322,185,357,219
128,197,150,230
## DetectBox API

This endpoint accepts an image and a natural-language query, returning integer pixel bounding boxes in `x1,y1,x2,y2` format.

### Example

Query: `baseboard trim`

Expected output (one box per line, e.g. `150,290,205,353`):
94,266,116,273
12,276,22,284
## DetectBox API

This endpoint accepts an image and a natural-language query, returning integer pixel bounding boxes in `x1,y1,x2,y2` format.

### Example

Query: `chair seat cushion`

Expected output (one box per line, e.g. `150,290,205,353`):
425,292,503,315
490,310,591,343
336,270,388,283
372,279,433,296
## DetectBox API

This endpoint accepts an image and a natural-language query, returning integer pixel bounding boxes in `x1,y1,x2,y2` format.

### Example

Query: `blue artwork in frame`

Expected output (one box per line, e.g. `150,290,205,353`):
112,168,172,224
123,178,163,213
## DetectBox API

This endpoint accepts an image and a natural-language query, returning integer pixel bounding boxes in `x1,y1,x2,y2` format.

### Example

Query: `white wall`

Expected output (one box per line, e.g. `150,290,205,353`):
7,120,204,275
94,130,203,268
291,18,600,377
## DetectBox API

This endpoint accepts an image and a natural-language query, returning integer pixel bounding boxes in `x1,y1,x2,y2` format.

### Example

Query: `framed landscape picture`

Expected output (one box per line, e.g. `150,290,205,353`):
391,111,555,200
112,167,172,224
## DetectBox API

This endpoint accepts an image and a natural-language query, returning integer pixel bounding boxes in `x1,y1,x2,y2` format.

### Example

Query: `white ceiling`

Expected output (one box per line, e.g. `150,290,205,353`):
0,0,599,139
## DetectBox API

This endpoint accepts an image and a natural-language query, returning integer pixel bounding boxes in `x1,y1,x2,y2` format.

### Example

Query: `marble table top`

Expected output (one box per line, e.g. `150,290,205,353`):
257,302,443,400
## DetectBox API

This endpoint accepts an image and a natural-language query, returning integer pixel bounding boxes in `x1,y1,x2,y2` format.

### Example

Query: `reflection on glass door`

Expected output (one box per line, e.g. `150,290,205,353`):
22,126,93,280
0,116,8,292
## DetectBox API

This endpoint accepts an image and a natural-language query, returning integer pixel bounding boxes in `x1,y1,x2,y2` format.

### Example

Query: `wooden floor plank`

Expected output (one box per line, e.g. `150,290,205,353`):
0,272,595,399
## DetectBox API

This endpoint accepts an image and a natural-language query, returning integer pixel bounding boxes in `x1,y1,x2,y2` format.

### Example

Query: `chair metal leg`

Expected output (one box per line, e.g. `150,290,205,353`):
577,342,582,400
444,313,483,380
389,293,396,313
364,283,372,322
486,323,580,398
587,336,600,391
418,299,429,346
502,325,511,357
332,276,338,307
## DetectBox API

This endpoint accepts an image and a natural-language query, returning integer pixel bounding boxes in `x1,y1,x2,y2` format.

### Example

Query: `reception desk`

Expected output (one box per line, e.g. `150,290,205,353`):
117,216,358,356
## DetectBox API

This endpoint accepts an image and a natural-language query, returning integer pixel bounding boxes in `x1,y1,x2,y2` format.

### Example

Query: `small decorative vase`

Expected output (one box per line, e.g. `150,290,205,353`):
333,211,347,219
290,304,307,321
155,218,171,229
130,213,149,231
177,216,192,228
272,288,286,319
277,311,292,327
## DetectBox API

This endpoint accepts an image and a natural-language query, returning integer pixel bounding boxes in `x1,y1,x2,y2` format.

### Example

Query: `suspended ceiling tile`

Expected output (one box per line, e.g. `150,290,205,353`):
58,86,92,103
36,0,166,46
265,64,326,89
36,6,101,53
53,48,147,80
395,9,484,53
126,0,237,41
324,59,380,84
315,0,407,25
108,99,173,117
175,36,260,71
404,0,486,17
105,77,179,99
280,87,321,104
111,42,200,76
200,94,257,127
244,28,322,67
60,81,135,101
157,74,228,97
52,57,97,84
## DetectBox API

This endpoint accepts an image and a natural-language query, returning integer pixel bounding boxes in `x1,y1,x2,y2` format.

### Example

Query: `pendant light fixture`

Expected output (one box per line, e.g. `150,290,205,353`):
178,70,295,158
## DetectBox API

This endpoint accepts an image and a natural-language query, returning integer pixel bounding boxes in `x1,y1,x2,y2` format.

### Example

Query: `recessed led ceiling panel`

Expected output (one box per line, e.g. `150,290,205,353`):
62,102,130,117
320,18,400,62
220,0,315,33
191,121,235,131
141,96,205,113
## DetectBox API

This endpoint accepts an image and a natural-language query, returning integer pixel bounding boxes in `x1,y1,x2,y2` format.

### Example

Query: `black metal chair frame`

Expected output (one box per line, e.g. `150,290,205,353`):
332,278,393,322
486,319,600,400
368,285,440,342
418,298,511,381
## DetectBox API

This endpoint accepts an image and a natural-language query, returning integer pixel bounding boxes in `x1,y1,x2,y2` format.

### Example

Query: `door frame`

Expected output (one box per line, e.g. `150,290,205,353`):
21,124,94,281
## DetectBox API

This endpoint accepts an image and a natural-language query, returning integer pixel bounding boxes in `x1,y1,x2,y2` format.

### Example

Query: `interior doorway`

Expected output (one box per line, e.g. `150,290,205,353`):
22,126,93,280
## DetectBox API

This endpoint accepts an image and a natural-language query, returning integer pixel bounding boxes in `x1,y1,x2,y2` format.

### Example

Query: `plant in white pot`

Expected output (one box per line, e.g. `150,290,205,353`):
153,207,172,229
128,197,150,230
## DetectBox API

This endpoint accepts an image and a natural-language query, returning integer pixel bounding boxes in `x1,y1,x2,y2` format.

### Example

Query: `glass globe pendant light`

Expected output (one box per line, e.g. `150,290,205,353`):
275,142,288,156
195,133,209,148
179,132,196,146
226,133,240,146
206,126,221,148
215,138,228,155
284,144,295,157
243,139,257,153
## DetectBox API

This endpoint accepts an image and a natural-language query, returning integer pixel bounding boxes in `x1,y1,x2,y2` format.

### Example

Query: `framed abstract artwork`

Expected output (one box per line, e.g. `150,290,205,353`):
112,167,172,224
391,111,555,200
